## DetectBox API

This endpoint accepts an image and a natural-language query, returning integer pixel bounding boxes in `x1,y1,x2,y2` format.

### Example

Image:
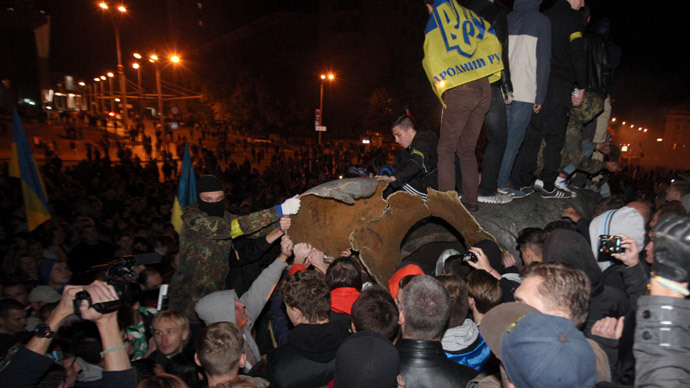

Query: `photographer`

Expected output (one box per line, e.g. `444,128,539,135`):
0,281,136,388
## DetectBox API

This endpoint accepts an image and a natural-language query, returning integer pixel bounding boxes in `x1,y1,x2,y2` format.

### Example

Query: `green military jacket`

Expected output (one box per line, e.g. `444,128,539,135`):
168,202,280,323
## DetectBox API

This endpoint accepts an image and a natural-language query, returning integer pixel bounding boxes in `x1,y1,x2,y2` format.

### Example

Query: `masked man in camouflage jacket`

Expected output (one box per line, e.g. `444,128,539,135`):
168,175,301,324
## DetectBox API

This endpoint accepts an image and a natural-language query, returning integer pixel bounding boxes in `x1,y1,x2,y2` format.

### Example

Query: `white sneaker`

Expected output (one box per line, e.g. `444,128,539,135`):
555,178,577,198
478,193,513,204
533,179,544,191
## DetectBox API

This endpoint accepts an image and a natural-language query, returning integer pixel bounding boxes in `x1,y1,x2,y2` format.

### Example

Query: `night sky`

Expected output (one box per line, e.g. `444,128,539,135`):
44,0,690,137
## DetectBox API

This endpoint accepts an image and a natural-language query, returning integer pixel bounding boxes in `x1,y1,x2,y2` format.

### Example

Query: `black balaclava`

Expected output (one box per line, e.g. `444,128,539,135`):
197,175,226,217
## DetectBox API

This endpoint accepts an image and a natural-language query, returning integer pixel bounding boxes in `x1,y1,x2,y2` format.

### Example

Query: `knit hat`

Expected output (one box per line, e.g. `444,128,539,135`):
388,262,424,300
39,259,58,284
481,303,597,388
473,239,504,274
29,285,61,303
196,175,223,195
334,330,400,388
589,206,645,270
544,229,602,287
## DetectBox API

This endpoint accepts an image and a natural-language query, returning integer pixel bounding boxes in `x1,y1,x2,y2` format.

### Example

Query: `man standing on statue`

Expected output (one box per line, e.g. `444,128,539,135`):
168,175,300,325
422,0,504,212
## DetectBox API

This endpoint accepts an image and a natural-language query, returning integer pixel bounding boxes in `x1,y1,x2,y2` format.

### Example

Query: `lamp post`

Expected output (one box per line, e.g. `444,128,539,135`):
99,2,129,131
133,53,143,116
149,54,181,127
318,73,334,145
107,72,115,112
132,62,143,116
150,55,164,126
98,76,107,114
78,81,87,111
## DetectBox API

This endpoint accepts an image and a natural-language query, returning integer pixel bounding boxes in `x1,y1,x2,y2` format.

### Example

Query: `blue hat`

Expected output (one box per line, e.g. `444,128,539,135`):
481,303,597,388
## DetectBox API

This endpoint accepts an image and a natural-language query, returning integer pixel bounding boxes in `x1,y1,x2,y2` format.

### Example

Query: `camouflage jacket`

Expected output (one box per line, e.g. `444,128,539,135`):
168,202,280,323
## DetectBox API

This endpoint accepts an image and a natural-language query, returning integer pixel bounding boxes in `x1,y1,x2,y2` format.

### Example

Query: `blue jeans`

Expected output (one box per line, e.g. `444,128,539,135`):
497,101,532,189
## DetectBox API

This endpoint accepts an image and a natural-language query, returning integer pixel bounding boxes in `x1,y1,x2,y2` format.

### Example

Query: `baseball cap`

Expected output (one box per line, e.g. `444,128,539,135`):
29,285,61,303
481,303,597,388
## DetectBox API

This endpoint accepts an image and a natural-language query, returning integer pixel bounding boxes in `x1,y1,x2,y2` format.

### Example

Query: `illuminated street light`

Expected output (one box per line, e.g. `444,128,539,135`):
630,124,634,128
78,81,86,86
611,117,616,122
622,121,626,125
318,73,336,145
100,75,106,80
94,77,100,82
99,1,129,131
170,55,180,63
150,54,158,62
638,127,642,131
132,63,139,69
644,129,648,132
657,138,663,142
107,72,114,78
133,53,141,59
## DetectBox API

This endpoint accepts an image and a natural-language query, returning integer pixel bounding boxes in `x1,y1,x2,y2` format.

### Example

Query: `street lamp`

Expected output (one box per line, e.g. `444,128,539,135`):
99,2,129,131
132,61,143,115
318,73,335,145
149,54,181,126
107,72,115,112
98,76,107,113
93,77,102,114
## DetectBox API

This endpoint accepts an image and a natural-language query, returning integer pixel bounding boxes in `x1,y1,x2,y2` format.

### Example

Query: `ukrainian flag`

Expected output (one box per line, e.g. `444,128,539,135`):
423,0,503,106
171,142,196,233
9,109,51,231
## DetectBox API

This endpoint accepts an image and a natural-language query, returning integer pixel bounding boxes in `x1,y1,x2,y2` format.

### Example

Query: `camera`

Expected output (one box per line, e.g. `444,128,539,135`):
463,252,478,263
73,253,160,317
598,235,623,257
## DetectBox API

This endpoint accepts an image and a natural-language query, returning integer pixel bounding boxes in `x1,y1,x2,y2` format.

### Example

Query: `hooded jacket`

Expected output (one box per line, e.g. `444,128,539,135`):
507,0,551,104
196,257,287,370
543,229,629,334
264,320,352,388
441,319,491,372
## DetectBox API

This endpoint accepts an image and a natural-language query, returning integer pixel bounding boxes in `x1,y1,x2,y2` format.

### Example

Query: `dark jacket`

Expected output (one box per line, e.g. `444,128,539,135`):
544,0,587,88
464,0,512,93
634,295,690,387
0,347,137,388
583,30,612,96
397,339,478,388
264,320,351,388
391,130,438,195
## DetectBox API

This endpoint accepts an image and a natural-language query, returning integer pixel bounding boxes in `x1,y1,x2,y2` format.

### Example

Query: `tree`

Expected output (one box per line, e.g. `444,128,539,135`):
364,88,395,133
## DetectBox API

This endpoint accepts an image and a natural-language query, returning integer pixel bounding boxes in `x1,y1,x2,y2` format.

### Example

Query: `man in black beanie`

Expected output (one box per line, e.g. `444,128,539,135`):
168,175,301,325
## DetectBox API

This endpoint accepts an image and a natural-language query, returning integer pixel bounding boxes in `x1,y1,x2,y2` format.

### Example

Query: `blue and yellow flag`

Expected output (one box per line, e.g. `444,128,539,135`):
422,0,504,106
9,109,51,231
171,142,196,233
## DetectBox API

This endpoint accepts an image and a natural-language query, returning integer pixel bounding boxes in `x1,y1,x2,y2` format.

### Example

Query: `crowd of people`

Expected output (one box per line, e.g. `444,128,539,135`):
0,137,689,387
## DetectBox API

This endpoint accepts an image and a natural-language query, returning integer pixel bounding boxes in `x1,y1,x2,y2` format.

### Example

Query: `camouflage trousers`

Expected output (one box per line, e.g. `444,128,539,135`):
536,92,604,176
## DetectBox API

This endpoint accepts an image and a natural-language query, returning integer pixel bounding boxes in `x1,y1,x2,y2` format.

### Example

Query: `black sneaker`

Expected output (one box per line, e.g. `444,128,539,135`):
519,186,535,196
541,188,573,199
